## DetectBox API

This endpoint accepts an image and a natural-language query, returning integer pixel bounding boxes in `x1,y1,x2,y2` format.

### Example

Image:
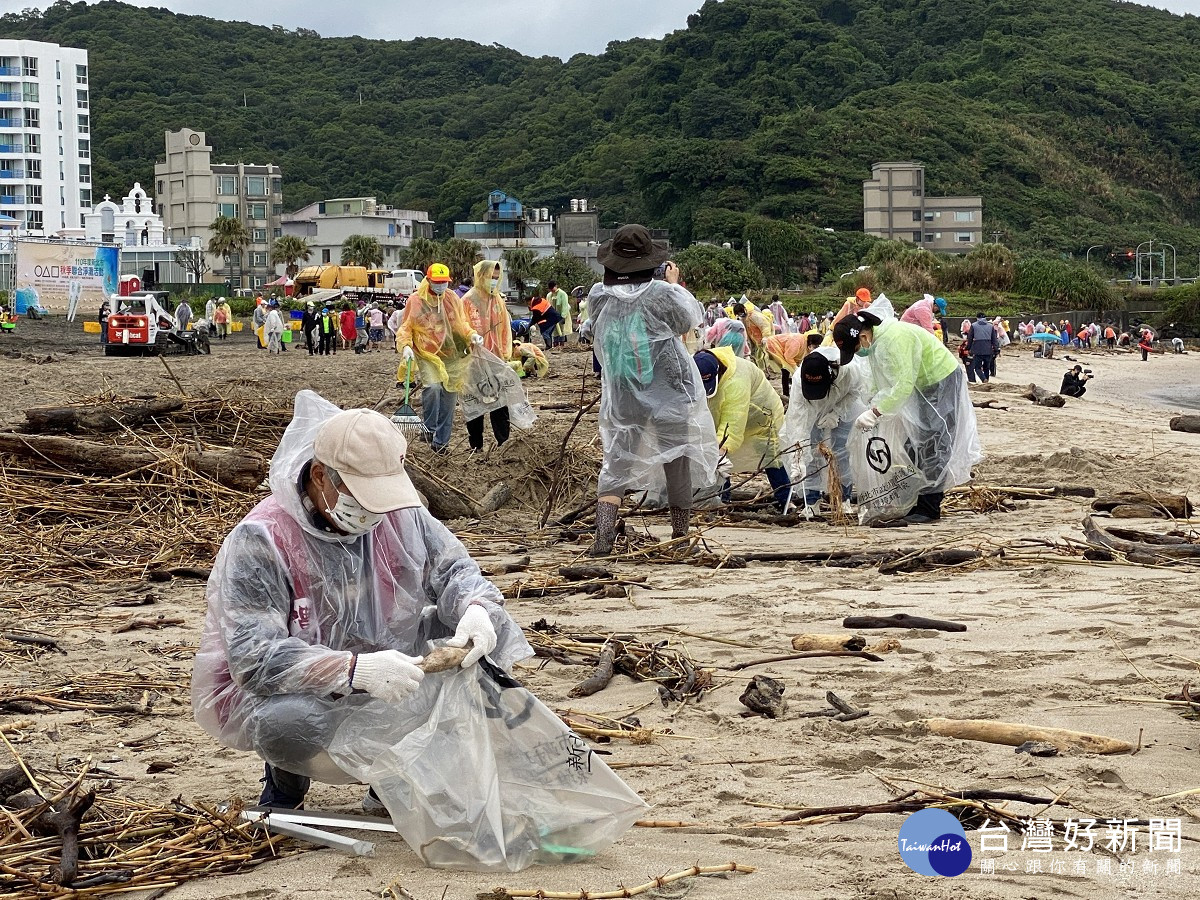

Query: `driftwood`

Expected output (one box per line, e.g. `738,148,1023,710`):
842,613,967,632
983,483,1097,498
1021,383,1066,407
877,548,981,575
1169,415,1200,434
907,717,1134,754
9,789,97,885
406,469,478,520
23,398,185,434
0,433,266,492
716,547,980,573
2,631,66,654
972,399,1010,410
478,481,511,515
739,674,787,718
569,646,617,698
559,564,612,582
145,566,211,582
727,651,883,670
480,556,531,576
1082,515,1200,559
0,766,32,801
791,633,866,652
1091,491,1192,519
112,615,185,634
420,645,470,673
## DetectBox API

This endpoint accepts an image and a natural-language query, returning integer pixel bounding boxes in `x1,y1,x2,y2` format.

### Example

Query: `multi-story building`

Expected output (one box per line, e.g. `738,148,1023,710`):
153,127,282,289
863,162,982,254
453,191,556,291
0,40,91,236
281,196,433,270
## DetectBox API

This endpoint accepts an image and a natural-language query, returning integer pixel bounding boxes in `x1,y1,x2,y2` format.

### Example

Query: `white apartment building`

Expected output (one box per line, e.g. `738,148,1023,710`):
281,197,433,269
0,40,91,235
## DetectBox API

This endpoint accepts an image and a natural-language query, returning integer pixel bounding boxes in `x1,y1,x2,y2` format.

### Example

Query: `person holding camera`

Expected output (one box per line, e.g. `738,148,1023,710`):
1060,365,1091,398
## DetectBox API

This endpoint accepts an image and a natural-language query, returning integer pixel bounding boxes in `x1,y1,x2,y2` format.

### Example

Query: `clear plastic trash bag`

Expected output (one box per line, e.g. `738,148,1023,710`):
459,347,537,430
326,657,647,872
847,415,926,524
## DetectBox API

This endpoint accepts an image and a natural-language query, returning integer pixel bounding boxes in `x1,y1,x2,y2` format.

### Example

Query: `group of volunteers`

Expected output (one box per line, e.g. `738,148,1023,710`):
581,226,983,556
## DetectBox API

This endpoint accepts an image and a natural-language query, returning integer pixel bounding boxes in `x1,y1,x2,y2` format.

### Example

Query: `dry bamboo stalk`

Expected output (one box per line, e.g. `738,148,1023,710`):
484,862,755,899
906,718,1134,754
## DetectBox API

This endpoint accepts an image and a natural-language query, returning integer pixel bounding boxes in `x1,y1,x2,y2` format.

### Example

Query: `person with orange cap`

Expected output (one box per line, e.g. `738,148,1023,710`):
395,263,483,452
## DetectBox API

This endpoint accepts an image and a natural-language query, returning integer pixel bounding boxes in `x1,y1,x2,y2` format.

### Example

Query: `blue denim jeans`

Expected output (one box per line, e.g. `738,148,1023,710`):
969,353,993,383
421,383,457,450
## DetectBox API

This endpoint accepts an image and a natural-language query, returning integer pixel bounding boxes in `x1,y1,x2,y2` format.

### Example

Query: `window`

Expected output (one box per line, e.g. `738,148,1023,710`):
252,276,265,288
249,202,266,219
912,231,922,243
26,158,39,179
252,228,266,243
272,203,282,216
24,134,39,154
58,136,63,156
272,227,282,238
79,164,90,183
956,232,974,243
23,107,38,129
56,60,60,80
924,211,936,221
21,57,37,78
954,211,974,223
216,174,237,195
924,232,941,242
76,89,88,109
404,224,411,236
244,175,266,196
25,209,42,231
77,114,89,134
22,83,38,103
76,64,88,84
57,110,62,130
156,180,164,195
27,184,41,205
342,203,351,213
252,252,268,267
321,248,331,264
78,187,89,206
218,202,238,218
270,177,281,194
911,211,921,222
78,139,89,155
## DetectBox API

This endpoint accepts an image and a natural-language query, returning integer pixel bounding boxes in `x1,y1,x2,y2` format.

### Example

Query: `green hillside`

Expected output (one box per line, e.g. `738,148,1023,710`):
6,0,1200,270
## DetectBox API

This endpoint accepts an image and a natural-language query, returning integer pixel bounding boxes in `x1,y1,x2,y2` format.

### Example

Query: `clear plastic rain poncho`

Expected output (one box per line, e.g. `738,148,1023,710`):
395,280,479,391
848,301,982,523
781,346,868,491
588,279,719,498
463,260,513,361
705,318,747,356
459,347,537,430
193,392,645,870
705,346,785,472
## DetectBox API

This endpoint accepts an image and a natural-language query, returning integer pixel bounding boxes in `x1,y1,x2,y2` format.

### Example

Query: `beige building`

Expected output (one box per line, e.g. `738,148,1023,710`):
153,128,282,288
863,162,982,254
282,197,432,269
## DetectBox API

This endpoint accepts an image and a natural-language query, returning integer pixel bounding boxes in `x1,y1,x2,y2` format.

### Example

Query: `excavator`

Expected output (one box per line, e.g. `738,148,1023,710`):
104,291,211,357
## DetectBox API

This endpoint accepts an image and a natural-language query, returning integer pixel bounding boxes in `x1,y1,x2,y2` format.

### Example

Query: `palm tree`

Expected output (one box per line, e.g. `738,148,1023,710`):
442,237,483,284
341,234,384,268
398,236,443,274
208,216,251,289
502,248,537,298
270,234,312,277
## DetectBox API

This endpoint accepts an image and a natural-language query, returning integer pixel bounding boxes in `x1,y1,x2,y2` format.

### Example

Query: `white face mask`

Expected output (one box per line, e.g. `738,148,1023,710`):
490,277,500,289
325,471,384,535
430,282,448,296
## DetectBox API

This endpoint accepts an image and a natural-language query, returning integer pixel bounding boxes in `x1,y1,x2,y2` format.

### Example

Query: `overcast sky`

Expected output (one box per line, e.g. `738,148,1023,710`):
2,0,1199,57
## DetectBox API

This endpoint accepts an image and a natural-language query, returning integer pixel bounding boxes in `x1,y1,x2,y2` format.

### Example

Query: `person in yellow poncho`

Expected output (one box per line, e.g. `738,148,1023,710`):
548,280,573,348
693,346,793,511
509,341,549,379
462,259,513,452
395,263,482,453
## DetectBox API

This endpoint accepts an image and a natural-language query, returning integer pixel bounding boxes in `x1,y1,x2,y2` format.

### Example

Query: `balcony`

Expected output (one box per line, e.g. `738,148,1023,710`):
0,67,20,77
0,196,26,205
0,170,24,179
0,93,21,104
0,118,21,128
0,146,22,155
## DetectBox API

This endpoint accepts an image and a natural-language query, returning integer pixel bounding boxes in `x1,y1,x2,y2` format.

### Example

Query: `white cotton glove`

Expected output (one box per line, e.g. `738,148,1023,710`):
716,456,734,480
351,650,424,703
855,408,881,432
816,411,840,430
471,334,484,348
401,346,415,363
447,604,497,668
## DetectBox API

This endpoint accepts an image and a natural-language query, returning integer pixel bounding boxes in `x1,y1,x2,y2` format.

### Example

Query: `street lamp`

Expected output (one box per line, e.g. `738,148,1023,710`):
1086,245,1104,266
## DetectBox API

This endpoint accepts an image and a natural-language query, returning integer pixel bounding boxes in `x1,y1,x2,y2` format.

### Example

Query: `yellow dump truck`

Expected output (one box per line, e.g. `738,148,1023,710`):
294,265,402,302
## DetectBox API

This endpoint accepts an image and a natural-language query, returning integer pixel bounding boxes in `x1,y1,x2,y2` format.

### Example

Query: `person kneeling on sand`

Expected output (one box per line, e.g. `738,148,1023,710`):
1060,365,1091,398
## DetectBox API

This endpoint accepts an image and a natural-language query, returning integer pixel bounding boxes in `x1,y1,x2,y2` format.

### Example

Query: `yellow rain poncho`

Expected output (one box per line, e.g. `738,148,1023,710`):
463,260,512,361
394,281,479,392
509,341,549,378
764,332,814,375
706,346,785,472
550,285,573,338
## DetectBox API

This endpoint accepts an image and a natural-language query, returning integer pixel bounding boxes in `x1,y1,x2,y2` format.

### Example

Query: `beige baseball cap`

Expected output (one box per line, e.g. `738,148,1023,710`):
312,408,421,514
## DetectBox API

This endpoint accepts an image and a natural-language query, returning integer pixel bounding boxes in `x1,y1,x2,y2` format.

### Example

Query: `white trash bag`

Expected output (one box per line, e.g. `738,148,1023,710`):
459,347,537,430
847,415,926,525
326,659,647,872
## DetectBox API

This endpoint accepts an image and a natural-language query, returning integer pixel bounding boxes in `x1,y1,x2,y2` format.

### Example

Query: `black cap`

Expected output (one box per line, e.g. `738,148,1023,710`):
694,350,721,397
799,352,837,401
832,316,864,365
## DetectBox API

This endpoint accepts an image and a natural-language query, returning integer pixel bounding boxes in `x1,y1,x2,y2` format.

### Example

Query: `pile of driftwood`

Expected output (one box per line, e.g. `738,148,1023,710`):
0,757,296,895
0,669,182,718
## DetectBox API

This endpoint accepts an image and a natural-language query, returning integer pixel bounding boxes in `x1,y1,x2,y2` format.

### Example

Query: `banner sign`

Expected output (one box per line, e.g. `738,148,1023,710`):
15,240,119,318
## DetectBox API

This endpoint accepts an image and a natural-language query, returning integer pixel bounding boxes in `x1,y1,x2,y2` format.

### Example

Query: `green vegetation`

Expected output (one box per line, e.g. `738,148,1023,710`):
270,235,312,276
675,244,763,296
530,252,598,297
206,216,250,284
9,0,1200,289
340,234,384,268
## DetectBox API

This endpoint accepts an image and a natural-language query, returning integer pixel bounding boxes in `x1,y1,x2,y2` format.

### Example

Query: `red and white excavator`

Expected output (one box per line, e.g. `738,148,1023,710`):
104,290,210,357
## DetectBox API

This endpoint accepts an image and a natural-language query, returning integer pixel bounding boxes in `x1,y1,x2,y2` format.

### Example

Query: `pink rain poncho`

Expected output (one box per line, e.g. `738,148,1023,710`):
900,294,937,335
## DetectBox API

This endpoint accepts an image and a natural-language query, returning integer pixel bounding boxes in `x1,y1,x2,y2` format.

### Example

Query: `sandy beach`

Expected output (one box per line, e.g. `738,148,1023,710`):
1,317,1198,899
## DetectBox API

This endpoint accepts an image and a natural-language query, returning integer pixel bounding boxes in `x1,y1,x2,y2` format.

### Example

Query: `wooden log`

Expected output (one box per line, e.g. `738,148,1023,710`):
0,765,32,802
739,675,787,718
1091,491,1192,518
568,646,617,698
907,717,1134,754
1082,515,1200,559
112,614,185,633
878,548,981,575
23,398,185,434
971,399,1010,410
1021,384,1066,407
559,564,613,582
1170,415,1200,434
478,481,511,515
0,433,266,492
791,633,867,652
406,469,479,520
1111,504,1161,519
842,613,967,632
727,651,883,670
10,789,96,884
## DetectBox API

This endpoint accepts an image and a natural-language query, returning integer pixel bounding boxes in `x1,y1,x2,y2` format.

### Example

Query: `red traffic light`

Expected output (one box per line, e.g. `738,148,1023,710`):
1126,251,1134,258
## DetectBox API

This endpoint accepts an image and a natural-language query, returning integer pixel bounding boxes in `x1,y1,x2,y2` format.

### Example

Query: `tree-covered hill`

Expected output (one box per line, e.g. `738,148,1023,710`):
6,0,1200,264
